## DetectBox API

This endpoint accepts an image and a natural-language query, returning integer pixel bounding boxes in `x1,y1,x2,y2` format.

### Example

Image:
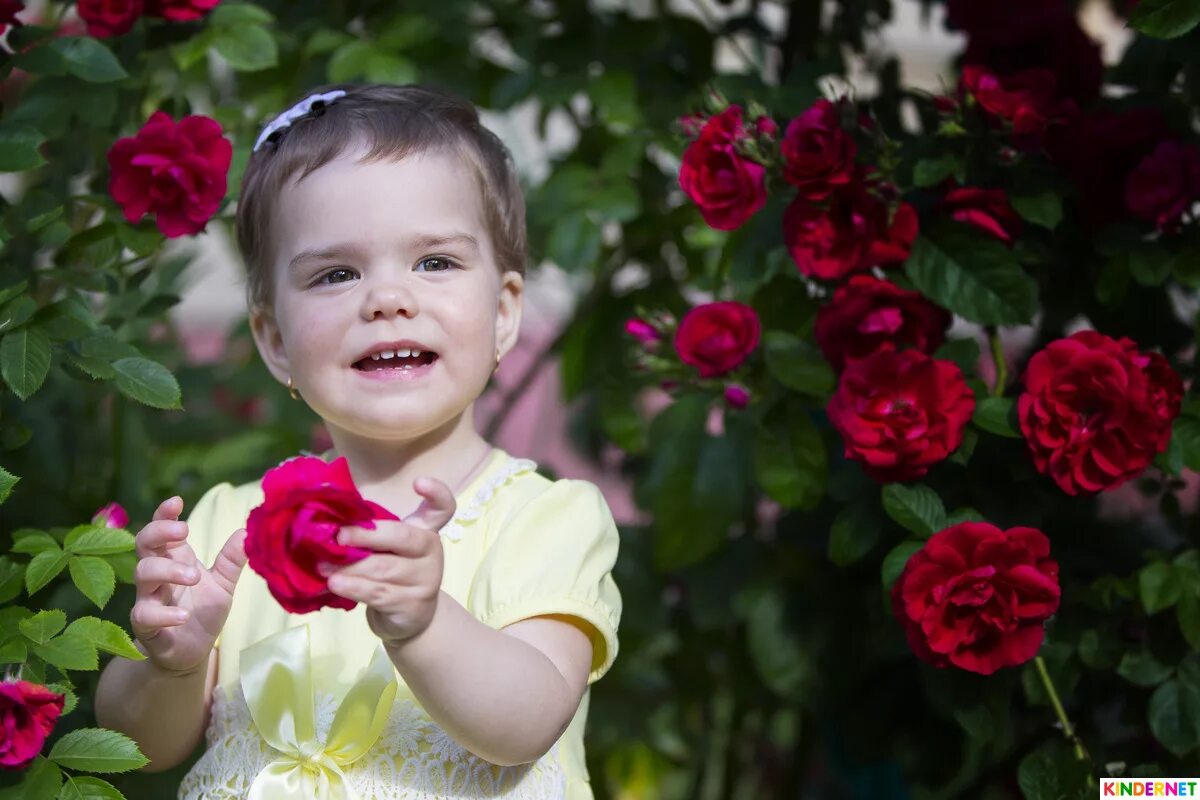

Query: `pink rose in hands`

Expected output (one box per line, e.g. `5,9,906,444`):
246,456,398,613
0,680,64,770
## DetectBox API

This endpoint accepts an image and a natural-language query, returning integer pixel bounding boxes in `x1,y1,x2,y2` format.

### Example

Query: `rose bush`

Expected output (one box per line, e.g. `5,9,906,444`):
245,456,398,614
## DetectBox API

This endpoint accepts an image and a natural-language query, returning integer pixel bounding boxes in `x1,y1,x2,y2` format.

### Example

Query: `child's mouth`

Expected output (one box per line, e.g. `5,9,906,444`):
353,352,439,372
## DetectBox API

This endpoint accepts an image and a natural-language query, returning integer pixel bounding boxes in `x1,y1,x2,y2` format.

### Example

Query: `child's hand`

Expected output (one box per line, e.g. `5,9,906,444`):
130,496,249,675
324,478,456,646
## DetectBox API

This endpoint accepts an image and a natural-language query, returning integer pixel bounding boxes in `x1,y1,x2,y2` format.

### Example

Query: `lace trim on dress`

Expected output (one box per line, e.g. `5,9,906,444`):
178,682,567,800
440,456,538,543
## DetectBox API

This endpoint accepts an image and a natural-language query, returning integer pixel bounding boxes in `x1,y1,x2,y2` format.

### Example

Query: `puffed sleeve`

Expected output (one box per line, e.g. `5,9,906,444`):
183,482,235,648
469,479,622,685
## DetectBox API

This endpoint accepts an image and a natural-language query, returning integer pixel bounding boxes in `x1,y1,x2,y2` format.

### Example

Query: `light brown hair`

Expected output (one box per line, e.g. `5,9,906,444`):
235,83,528,315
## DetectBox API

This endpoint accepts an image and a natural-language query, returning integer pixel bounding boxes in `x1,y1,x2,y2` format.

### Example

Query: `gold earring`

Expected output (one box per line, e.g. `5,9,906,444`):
287,376,300,401
493,346,501,373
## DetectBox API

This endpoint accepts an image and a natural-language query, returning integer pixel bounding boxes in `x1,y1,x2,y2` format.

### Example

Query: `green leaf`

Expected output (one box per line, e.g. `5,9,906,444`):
0,638,27,663
1140,562,1183,614
740,586,814,700
0,126,48,172
1174,415,1200,472
1117,648,1174,687
0,560,27,603
753,402,827,510
881,540,923,590
1017,738,1091,800
209,1,274,25
111,357,182,410
19,609,66,644
913,154,962,188
213,25,278,71
1179,590,1200,650
168,31,213,71
882,483,948,538
1148,680,1200,757
25,549,71,594
49,729,148,774
0,280,29,307
33,634,98,671
64,617,143,661
945,507,986,526
66,527,135,556
0,295,38,335
0,466,18,505
828,503,882,567
1,326,53,400
0,757,62,800
973,397,1023,438
51,38,127,82
12,530,61,555
1129,0,1200,38
904,231,1038,325
592,70,641,130
1010,191,1062,230
934,337,981,375
546,213,602,272
69,557,115,609
763,331,835,396
68,354,116,380
57,775,124,800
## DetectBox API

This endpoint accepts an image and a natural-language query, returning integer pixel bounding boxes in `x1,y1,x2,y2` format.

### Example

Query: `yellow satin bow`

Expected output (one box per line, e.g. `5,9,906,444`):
240,625,399,800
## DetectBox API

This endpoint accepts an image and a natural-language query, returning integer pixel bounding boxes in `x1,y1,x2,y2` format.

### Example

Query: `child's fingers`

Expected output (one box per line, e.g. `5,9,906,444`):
134,555,200,598
130,600,189,640
135,520,189,558
151,496,183,522
403,478,456,531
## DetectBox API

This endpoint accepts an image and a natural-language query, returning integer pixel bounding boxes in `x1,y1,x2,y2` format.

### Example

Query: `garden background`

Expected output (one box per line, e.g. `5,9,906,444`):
0,0,1198,797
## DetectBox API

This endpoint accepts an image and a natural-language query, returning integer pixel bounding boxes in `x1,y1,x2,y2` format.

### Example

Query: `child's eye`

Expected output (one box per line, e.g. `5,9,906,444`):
415,257,455,273
315,268,357,285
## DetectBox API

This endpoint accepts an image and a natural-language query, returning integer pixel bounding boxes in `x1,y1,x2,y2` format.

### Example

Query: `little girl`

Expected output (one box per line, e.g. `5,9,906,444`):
93,83,623,800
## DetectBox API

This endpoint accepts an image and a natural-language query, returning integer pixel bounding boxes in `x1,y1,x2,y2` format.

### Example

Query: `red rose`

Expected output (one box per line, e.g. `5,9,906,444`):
674,301,761,378
679,106,767,230
1018,331,1183,495
780,99,857,200
0,681,64,770
1047,107,1169,228
815,276,952,372
144,0,219,21
783,180,919,281
891,522,1060,675
947,0,1103,104
827,349,974,482
960,65,1073,145
1125,140,1200,232
107,111,232,238
0,0,23,34
77,0,143,36
941,186,1022,245
246,456,399,613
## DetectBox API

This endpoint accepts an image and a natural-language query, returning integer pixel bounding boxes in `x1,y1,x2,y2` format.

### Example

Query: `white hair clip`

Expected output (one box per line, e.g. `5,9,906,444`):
253,89,348,153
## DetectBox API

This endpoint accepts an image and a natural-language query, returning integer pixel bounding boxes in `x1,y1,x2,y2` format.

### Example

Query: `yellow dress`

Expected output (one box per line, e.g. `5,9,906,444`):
176,447,622,800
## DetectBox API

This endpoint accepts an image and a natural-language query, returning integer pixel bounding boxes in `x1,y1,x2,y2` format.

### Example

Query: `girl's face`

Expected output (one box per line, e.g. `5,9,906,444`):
249,146,523,444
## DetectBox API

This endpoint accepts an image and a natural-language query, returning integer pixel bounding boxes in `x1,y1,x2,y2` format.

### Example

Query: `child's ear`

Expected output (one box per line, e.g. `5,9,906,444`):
495,270,524,358
249,305,291,385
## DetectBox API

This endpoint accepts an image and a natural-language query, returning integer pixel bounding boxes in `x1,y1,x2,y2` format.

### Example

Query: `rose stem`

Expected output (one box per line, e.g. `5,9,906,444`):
1033,654,1094,778
987,327,1007,397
